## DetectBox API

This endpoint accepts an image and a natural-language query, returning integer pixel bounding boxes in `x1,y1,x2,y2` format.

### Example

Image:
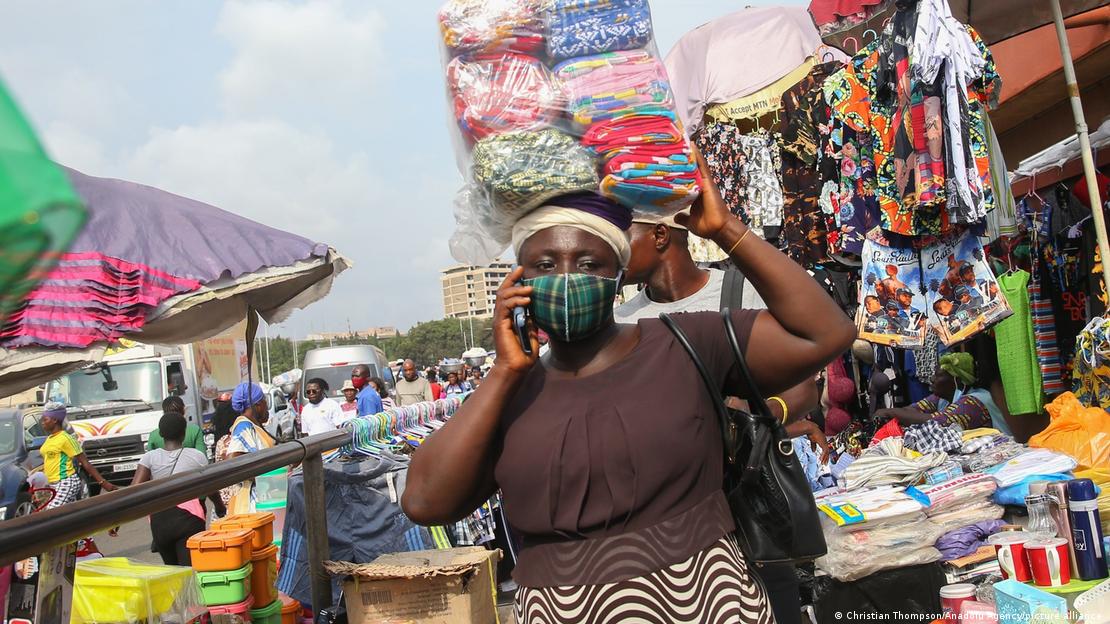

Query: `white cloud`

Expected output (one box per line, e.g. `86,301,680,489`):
41,121,111,175
122,119,365,242
216,0,386,117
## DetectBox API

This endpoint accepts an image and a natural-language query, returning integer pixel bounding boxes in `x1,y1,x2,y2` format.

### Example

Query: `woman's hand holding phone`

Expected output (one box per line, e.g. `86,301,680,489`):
493,267,539,376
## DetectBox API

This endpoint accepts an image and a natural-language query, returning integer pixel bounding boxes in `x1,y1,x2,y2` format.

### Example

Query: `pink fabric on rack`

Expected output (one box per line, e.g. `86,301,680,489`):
808,0,885,27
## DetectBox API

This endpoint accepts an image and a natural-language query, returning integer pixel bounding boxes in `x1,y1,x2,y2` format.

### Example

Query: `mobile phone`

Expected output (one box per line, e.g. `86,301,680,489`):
512,298,533,356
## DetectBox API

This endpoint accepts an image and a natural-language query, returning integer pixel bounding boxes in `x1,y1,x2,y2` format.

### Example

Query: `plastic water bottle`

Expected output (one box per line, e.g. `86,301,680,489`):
1067,479,1108,580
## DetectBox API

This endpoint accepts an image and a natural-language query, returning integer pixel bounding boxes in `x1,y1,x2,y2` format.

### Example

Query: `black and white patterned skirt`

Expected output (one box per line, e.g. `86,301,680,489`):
515,534,775,624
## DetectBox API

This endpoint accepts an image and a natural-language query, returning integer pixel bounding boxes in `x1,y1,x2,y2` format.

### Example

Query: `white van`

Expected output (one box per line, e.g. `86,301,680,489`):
300,345,395,405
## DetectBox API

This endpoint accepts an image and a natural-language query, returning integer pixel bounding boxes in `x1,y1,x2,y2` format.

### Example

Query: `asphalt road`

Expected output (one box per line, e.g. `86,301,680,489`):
90,519,160,563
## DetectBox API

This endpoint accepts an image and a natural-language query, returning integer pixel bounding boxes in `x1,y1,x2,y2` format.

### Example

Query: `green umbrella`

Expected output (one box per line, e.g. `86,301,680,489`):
0,78,86,323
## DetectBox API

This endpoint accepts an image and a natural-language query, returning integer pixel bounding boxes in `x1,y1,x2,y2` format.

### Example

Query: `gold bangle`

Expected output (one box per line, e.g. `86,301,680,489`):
726,228,752,256
768,396,788,425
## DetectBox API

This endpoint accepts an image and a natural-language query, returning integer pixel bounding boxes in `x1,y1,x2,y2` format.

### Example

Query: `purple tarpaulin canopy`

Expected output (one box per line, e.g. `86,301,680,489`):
66,167,329,283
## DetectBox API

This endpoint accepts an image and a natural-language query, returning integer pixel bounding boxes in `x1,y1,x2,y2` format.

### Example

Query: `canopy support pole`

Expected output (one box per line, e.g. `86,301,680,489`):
1051,0,1110,293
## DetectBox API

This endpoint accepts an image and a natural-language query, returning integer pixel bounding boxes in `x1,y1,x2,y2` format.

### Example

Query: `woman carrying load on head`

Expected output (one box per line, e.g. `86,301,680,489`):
402,152,856,623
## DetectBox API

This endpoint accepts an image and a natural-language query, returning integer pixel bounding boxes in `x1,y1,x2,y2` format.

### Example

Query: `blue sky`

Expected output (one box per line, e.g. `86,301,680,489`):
0,0,798,337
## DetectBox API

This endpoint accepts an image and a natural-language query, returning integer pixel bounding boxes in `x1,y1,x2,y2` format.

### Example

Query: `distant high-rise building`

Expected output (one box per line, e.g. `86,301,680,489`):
441,262,514,319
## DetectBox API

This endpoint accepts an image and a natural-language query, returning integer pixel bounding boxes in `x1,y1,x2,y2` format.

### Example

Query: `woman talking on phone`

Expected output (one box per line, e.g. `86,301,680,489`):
402,152,856,623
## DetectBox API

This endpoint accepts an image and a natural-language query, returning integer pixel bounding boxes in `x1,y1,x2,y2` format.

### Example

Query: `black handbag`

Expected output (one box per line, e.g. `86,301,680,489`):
660,309,827,564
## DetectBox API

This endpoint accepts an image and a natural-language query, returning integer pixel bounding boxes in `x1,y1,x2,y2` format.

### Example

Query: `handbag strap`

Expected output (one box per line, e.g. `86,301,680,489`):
720,308,790,478
658,313,736,463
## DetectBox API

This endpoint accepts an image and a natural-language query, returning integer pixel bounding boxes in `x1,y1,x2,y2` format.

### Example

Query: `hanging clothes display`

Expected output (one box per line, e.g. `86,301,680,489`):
1073,316,1110,410
1030,269,1067,397
994,270,1043,415
777,61,839,267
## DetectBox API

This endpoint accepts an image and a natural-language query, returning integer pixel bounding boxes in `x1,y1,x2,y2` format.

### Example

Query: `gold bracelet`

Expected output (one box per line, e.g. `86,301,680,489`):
726,228,752,256
768,396,788,425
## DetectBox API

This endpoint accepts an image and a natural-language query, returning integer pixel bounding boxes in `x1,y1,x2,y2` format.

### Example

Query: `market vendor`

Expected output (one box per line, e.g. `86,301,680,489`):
875,353,1007,433
402,151,856,623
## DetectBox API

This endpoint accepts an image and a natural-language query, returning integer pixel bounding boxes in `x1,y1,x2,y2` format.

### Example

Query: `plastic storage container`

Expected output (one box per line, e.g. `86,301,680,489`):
250,598,283,624
279,593,302,624
254,468,289,505
1074,578,1110,624
250,543,279,607
209,595,254,624
196,563,253,607
187,529,255,572
212,512,276,551
71,558,204,624
256,500,286,545
994,579,1068,623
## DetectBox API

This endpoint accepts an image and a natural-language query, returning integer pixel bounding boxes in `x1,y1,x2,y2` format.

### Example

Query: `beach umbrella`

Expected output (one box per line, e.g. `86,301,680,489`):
664,6,832,136
0,167,350,396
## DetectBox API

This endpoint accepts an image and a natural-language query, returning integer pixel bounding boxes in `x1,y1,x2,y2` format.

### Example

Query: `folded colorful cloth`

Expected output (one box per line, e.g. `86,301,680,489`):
471,129,599,218
438,0,545,56
926,501,1005,533
918,473,998,515
903,420,964,454
984,448,1079,487
545,0,654,61
841,437,949,490
446,52,562,141
581,111,700,213
553,50,673,129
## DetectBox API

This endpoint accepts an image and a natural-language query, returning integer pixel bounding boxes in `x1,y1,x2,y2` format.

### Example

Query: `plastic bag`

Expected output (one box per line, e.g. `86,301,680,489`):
1029,392,1110,470
817,543,943,582
71,558,205,624
438,0,700,265
926,501,1005,533
991,473,1072,507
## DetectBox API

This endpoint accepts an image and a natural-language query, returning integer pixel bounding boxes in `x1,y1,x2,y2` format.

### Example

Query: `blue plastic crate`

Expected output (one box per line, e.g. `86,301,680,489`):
994,579,1068,623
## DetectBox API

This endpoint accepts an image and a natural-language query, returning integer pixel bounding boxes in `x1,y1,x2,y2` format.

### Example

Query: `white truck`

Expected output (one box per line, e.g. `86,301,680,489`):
42,343,206,487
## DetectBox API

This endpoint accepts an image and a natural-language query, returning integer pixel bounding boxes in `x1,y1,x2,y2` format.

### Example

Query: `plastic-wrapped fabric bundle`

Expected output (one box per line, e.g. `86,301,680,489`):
446,52,563,141
438,0,545,55
440,0,698,264
472,129,600,218
582,109,699,213
545,0,654,61
554,49,672,129
926,501,1005,533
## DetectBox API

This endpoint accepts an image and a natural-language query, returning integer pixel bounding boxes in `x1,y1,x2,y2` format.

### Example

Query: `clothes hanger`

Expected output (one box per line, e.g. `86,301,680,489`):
862,29,878,42
842,36,860,55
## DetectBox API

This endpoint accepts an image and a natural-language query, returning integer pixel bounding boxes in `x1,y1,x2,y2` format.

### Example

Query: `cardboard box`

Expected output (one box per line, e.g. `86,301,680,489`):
328,547,501,624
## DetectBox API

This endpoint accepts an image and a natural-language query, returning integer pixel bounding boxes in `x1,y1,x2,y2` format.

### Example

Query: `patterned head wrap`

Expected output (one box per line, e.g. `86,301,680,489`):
939,352,976,385
231,382,265,413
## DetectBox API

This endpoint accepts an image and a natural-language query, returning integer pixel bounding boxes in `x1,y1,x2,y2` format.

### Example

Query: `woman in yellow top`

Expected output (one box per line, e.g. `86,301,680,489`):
38,402,116,509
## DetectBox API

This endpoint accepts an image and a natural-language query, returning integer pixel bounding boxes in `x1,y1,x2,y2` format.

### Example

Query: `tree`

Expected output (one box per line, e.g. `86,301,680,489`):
258,317,494,379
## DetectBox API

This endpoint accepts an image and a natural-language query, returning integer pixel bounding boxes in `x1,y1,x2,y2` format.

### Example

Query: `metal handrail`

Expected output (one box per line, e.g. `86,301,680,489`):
0,428,350,611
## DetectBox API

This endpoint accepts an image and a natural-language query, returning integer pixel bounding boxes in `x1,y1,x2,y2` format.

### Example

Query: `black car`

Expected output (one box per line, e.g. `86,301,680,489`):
0,409,44,521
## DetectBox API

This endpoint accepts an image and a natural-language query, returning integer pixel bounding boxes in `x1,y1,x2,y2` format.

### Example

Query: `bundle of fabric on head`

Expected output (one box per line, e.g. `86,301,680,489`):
580,110,701,214
545,0,653,61
472,129,599,218
511,191,632,266
446,52,562,141
438,0,545,56
554,49,673,129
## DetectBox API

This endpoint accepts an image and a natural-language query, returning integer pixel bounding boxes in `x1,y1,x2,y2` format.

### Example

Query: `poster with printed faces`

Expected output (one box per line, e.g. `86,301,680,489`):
856,237,929,349
923,232,1012,346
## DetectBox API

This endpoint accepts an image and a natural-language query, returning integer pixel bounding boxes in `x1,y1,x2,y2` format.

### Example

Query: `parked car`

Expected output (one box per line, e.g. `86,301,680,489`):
0,408,44,521
263,385,296,441
300,345,394,406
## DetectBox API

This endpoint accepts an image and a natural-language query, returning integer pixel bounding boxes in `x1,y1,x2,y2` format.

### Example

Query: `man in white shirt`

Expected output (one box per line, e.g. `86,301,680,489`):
299,378,347,436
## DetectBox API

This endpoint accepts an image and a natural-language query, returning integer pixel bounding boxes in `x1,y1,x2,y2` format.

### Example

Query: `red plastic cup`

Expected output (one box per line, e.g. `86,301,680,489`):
1025,538,1071,587
988,532,1032,582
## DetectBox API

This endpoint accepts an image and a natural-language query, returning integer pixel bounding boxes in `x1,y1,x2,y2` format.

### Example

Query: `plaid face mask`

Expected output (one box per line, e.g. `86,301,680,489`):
523,272,621,342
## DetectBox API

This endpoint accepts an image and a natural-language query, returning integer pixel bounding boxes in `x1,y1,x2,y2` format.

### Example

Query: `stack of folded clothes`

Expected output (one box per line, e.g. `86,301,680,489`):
438,0,545,56
580,109,700,213
471,129,600,217
554,49,673,129
918,472,1004,533
446,52,562,141
545,0,654,61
